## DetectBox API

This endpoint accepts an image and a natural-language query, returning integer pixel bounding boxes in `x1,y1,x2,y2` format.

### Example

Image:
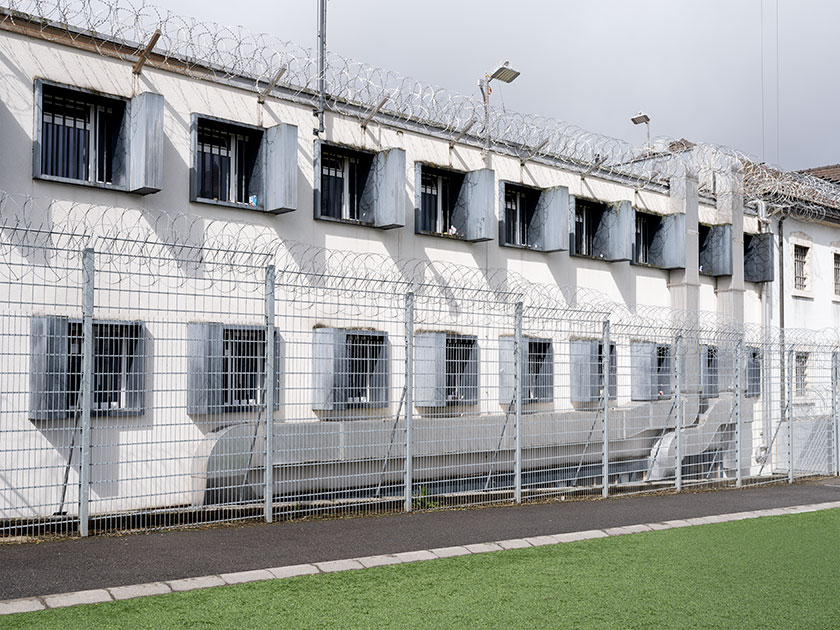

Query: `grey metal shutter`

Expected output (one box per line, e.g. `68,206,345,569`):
360,148,406,229
648,213,686,270
532,340,554,402
631,342,657,401
452,168,495,242
262,122,298,214
593,201,633,261
498,335,517,406
312,327,344,411
414,332,445,407
369,332,390,407
746,346,761,397
570,340,599,404
187,322,225,415
700,224,733,277
124,323,146,414
128,91,164,195
530,186,569,252
29,316,69,420
744,232,774,283
700,344,720,398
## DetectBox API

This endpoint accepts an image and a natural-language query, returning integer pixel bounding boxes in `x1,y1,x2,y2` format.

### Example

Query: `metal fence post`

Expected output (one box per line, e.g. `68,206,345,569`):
787,348,794,484
264,265,276,523
674,334,682,492
79,248,94,537
833,351,840,477
404,292,414,513
735,336,743,488
514,302,523,504
602,318,610,498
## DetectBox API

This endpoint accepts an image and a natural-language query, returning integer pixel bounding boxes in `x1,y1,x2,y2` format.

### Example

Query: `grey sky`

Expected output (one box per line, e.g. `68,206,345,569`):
165,0,839,171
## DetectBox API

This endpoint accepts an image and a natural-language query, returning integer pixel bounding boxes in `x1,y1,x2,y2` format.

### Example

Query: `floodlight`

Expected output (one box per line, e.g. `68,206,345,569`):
490,62,520,84
631,112,650,125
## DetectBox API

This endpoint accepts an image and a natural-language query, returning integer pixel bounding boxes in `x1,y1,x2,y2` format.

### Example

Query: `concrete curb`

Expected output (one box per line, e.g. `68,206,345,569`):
3,499,840,616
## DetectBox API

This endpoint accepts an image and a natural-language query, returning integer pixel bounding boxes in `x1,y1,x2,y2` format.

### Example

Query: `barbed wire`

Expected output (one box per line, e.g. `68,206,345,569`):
2,0,840,221
2,189,837,349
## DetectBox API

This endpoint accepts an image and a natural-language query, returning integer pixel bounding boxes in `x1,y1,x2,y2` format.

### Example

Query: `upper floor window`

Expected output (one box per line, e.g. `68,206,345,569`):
194,117,262,207
418,166,463,236
40,84,125,185
634,212,668,266
574,199,604,257
503,185,539,248
320,146,373,222
834,253,840,296
793,245,809,291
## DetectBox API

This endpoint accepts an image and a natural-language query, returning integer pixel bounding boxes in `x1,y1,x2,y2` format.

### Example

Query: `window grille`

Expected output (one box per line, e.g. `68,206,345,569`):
222,328,265,407
573,199,605,257
196,121,257,205
794,245,808,291
321,149,367,221
795,352,808,397
445,336,478,403
834,253,840,296
503,186,537,247
526,340,553,402
41,86,122,184
419,167,460,235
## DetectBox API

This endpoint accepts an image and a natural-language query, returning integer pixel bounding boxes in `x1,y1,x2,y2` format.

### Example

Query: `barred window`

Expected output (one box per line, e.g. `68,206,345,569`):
795,352,808,397
445,335,478,403
346,333,385,404
321,147,371,221
834,253,840,296
419,167,461,235
794,245,809,291
41,85,124,185
196,119,260,206
526,339,553,402
503,185,538,248
573,199,605,257
222,328,265,407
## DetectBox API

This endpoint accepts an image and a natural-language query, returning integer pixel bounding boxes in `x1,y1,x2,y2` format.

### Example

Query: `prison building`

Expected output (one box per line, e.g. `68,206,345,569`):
1,1,839,538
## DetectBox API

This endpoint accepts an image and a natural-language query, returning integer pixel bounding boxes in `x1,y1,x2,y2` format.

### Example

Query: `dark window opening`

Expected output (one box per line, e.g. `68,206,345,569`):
834,253,840,296
419,166,463,235
41,85,124,184
795,352,808,397
445,335,477,403
197,119,261,206
222,328,265,407
321,146,373,222
503,184,539,247
794,245,808,291
597,341,618,400
526,340,553,402
656,344,672,396
67,321,143,413
574,199,607,257
345,333,385,406
635,212,662,265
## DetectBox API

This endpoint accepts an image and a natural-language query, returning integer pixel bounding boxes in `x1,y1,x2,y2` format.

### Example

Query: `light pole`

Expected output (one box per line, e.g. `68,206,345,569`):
479,62,520,159
631,112,651,153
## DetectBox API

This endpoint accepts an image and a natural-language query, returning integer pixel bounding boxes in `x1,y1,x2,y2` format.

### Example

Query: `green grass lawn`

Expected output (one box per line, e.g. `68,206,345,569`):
5,509,840,629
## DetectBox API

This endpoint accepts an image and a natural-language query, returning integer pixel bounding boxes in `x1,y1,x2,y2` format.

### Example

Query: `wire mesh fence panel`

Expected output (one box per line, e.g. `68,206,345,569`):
409,294,518,510
519,309,609,502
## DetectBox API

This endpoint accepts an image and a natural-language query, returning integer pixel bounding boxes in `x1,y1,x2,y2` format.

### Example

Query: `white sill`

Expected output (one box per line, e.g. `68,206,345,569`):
832,295,840,304
791,290,813,300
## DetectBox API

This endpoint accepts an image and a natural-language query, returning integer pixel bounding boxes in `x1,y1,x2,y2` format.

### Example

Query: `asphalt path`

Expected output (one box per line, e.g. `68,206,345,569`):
2,479,839,601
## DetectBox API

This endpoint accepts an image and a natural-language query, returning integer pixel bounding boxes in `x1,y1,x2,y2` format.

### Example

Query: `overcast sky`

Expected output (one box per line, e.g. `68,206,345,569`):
164,0,839,172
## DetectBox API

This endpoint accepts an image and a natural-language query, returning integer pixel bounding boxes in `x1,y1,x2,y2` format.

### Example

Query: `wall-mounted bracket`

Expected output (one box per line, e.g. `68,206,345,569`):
449,119,477,149
520,138,548,165
360,96,389,129
132,29,161,75
258,67,287,104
